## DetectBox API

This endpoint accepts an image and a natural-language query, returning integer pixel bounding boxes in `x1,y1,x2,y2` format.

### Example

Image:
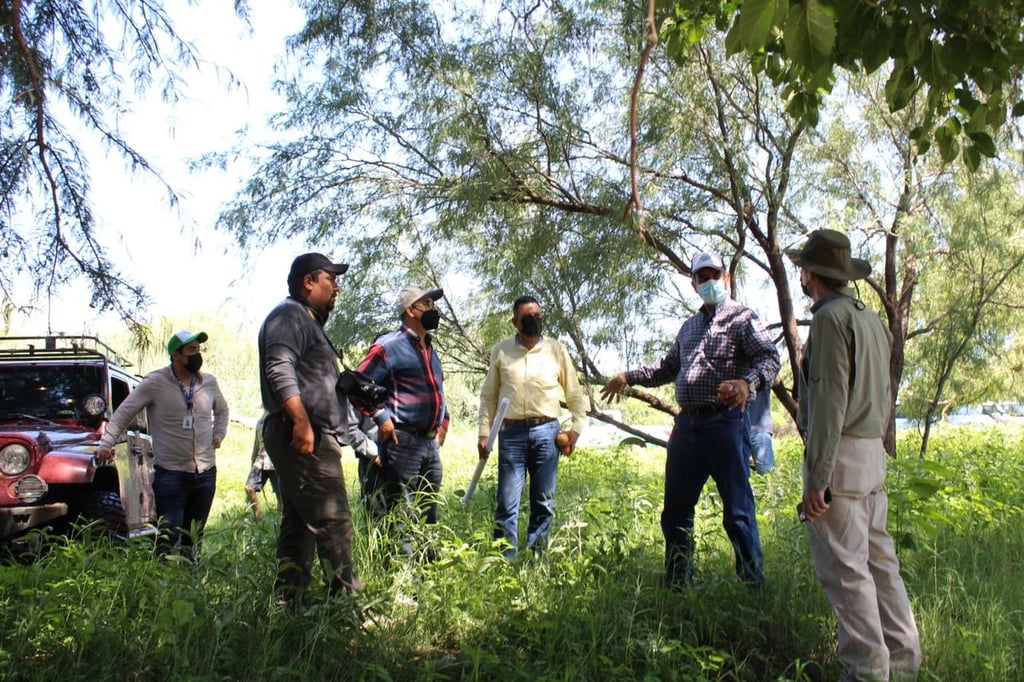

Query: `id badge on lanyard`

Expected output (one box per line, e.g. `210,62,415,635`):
174,368,197,431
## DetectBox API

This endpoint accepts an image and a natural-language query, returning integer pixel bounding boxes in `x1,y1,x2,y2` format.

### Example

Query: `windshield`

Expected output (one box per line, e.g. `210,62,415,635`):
0,364,105,422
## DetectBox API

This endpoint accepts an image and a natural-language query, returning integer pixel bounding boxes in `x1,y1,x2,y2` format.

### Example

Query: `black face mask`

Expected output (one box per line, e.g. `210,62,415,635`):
519,314,543,337
420,309,441,331
184,353,203,374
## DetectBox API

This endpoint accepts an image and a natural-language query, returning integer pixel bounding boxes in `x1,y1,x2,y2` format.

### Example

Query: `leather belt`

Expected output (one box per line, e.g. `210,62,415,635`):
678,404,727,417
502,417,557,429
394,422,438,439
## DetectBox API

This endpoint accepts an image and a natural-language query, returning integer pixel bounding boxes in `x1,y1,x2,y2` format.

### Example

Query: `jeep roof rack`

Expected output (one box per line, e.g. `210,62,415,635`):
0,335,133,367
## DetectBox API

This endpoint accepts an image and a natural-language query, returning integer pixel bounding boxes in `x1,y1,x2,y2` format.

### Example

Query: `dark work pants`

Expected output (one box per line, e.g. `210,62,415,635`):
263,416,357,598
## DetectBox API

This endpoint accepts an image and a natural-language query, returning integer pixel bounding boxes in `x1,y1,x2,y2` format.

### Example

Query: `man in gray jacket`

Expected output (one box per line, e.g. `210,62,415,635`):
788,230,920,681
258,253,363,602
98,330,228,553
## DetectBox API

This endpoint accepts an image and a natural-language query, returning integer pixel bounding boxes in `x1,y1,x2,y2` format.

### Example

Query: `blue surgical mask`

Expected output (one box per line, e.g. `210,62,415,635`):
698,279,728,305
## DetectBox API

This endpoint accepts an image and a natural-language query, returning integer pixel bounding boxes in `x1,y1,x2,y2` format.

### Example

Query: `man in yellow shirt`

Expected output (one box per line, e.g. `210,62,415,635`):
477,296,588,558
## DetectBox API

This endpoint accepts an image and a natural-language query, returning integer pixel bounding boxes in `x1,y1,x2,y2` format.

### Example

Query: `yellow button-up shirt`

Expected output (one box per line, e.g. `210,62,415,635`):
477,335,588,438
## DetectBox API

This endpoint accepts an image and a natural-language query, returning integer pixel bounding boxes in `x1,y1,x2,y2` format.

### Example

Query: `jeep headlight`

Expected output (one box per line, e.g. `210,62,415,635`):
0,443,31,475
83,394,106,417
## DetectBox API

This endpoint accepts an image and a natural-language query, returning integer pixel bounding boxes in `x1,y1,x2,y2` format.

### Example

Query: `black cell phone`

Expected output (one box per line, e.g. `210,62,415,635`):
796,487,832,522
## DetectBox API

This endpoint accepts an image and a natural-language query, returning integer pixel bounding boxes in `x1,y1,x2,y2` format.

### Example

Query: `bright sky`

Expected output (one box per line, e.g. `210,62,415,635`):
12,3,309,335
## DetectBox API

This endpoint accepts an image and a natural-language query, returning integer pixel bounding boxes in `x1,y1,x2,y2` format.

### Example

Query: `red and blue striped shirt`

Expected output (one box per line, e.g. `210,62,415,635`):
356,324,449,433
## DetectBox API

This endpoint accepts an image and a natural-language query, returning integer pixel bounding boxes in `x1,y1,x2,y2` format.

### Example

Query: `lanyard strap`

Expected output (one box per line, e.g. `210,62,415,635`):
171,366,196,410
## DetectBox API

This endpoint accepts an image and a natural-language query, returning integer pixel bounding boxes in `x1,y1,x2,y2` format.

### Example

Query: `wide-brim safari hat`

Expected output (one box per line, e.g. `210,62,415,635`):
785,229,871,280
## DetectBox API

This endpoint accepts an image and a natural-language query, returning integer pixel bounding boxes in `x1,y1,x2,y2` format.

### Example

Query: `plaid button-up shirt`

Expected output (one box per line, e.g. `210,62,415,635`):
626,299,780,409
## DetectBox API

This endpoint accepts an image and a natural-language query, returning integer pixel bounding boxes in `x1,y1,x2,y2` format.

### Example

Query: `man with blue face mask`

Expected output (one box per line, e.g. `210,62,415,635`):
602,251,779,588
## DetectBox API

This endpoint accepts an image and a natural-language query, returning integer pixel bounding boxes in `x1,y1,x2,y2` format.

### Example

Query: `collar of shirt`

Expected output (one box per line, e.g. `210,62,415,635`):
700,297,739,322
288,295,328,326
400,322,432,346
810,285,859,314
515,334,544,350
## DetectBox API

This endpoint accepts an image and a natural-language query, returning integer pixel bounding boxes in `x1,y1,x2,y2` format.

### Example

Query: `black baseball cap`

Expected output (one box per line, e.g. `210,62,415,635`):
287,253,349,288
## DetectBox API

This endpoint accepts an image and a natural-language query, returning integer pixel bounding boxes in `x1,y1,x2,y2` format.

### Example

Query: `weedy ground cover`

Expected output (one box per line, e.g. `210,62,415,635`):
1,425,1022,680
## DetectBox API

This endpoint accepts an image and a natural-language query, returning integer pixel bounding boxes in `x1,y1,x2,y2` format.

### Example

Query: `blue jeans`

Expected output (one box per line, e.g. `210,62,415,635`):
749,430,775,475
662,408,764,585
379,429,443,558
152,465,217,551
494,419,560,557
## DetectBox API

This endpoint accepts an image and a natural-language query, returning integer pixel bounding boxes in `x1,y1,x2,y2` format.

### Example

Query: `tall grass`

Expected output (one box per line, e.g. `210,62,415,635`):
1,425,1022,680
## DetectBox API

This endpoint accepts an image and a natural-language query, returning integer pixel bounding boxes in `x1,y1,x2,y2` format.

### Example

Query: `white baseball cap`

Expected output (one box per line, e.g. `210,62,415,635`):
691,251,726,274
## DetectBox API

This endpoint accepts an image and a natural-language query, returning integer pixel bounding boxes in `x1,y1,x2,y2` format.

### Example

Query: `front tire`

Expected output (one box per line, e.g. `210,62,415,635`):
71,490,129,540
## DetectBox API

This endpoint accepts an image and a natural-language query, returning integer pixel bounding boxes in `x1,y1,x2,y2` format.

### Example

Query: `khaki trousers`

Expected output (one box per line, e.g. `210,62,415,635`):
805,437,921,681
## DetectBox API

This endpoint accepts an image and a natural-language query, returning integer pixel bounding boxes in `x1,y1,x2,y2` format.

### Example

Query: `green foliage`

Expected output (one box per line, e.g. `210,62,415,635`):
662,0,1024,168
3,426,1024,679
217,0,670,381
898,164,1024,428
1,0,202,324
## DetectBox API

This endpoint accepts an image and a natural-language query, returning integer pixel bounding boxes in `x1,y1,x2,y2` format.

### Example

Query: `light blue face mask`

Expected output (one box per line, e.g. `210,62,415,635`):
698,278,728,305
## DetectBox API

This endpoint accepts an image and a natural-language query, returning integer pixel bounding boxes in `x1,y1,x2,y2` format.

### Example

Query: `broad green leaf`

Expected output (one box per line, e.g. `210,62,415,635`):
725,16,744,55
969,132,997,158
783,0,836,69
737,0,782,52
907,478,942,498
964,145,982,170
764,52,785,83
966,102,989,134
862,22,893,73
936,125,960,163
918,43,951,89
904,21,928,63
786,90,808,120
884,59,919,111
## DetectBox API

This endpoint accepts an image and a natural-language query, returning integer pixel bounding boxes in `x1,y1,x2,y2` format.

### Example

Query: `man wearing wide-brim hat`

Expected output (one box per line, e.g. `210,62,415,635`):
787,229,921,681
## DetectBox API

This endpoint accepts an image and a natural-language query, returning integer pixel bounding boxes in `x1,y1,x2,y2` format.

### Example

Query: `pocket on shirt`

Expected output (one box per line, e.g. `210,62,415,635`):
706,335,739,362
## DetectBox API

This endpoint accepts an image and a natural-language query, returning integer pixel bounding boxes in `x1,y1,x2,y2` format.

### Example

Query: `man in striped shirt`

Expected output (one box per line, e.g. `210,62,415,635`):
602,251,779,588
357,285,450,560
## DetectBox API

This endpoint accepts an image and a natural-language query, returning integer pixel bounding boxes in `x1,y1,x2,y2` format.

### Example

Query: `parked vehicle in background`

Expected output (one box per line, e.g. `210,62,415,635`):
1000,402,1024,423
980,402,1024,424
565,409,672,449
946,405,998,427
0,335,157,552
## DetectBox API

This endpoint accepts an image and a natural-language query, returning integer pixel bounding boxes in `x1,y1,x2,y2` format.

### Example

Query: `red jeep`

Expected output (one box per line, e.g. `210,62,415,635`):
0,335,157,549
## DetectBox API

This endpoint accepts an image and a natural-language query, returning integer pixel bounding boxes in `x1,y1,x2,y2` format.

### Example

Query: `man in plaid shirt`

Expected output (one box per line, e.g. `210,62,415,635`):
603,251,779,588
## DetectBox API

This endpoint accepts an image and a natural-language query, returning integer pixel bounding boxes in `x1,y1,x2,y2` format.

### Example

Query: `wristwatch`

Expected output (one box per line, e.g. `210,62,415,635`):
745,379,757,397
